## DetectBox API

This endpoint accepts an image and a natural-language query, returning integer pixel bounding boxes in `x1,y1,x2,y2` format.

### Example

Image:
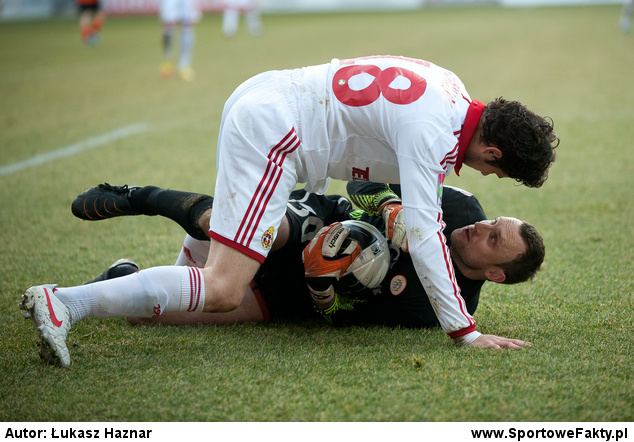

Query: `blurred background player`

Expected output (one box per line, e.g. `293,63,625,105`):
620,0,633,33
159,0,201,81
76,0,105,46
222,0,262,37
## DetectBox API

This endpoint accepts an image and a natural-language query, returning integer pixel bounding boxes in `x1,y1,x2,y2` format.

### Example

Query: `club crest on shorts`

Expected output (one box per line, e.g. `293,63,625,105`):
389,274,407,296
261,226,275,249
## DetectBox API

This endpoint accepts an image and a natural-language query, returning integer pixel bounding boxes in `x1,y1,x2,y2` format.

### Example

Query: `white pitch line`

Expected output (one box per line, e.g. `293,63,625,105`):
0,123,150,177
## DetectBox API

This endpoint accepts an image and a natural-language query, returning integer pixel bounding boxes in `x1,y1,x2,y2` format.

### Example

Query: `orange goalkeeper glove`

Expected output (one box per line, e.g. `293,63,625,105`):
302,222,361,312
382,203,408,253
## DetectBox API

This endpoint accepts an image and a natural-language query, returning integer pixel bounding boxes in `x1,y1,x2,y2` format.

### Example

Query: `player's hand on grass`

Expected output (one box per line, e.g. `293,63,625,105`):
469,334,530,349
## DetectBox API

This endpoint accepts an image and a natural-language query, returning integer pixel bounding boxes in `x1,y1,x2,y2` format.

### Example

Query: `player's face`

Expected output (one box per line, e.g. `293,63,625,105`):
450,217,525,275
476,164,508,178
464,137,509,178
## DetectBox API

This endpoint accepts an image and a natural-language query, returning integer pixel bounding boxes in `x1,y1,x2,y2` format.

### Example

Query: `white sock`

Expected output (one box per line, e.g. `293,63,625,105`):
179,25,195,69
174,235,210,267
222,9,239,36
55,266,205,323
246,10,261,36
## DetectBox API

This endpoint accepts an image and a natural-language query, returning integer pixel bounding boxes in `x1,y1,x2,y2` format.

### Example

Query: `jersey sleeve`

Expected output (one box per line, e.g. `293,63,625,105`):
394,124,479,342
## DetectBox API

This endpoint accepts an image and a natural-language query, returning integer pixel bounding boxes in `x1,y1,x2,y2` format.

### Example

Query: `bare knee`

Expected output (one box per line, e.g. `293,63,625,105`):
202,238,262,312
202,271,247,312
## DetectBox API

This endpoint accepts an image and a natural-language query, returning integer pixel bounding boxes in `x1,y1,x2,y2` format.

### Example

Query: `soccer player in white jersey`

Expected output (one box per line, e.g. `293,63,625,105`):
159,0,200,81
22,55,558,366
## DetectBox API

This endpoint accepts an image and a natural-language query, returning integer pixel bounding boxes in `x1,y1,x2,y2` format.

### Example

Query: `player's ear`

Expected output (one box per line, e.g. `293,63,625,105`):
485,267,506,284
483,146,503,161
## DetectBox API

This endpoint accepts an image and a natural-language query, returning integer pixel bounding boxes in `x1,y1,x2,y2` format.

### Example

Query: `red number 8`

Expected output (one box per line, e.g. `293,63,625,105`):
332,64,427,107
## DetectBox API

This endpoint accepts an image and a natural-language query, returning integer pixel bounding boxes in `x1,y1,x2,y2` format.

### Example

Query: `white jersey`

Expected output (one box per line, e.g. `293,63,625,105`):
212,55,484,341
291,56,482,340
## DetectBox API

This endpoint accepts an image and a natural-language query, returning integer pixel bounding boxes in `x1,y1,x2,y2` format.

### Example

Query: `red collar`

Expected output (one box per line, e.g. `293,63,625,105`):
455,99,486,175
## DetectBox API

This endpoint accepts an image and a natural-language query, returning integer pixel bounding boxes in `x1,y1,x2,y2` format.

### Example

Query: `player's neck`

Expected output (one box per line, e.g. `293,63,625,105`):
449,249,485,281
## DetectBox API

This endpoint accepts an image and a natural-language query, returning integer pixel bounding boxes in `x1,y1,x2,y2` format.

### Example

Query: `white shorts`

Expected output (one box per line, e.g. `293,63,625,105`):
209,71,302,264
160,0,200,24
224,0,258,9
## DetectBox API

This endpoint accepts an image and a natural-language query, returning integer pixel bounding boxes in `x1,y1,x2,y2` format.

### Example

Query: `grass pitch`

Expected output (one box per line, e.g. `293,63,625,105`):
0,6,632,421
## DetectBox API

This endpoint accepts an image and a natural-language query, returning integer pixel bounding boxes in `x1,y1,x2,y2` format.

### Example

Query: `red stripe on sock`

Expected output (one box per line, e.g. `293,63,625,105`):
187,267,195,312
192,268,202,312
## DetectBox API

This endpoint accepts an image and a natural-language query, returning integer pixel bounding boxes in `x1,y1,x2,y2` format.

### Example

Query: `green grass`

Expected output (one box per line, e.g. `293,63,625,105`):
0,6,633,421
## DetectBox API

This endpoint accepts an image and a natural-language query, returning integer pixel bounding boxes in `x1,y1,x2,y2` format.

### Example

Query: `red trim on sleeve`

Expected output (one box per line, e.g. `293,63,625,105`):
448,323,477,339
249,281,271,322
454,99,486,176
436,212,475,329
208,231,266,264
440,142,460,170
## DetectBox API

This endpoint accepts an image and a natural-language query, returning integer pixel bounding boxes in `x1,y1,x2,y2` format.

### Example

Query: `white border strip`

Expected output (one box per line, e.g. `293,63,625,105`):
0,422,632,442
0,123,149,177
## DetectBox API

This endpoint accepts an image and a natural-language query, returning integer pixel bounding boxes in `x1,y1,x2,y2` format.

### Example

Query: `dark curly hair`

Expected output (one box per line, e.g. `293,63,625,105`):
481,98,559,188
500,222,545,285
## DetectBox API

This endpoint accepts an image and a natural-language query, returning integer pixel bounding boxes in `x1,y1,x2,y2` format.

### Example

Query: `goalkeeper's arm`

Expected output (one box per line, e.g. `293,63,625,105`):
346,182,407,252
345,182,401,215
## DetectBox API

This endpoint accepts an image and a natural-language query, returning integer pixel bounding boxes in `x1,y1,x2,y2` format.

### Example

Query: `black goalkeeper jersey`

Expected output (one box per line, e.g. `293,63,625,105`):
253,184,486,328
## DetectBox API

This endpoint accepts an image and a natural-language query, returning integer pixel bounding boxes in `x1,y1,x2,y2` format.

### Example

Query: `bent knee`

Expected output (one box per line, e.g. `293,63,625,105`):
203,273,247,312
